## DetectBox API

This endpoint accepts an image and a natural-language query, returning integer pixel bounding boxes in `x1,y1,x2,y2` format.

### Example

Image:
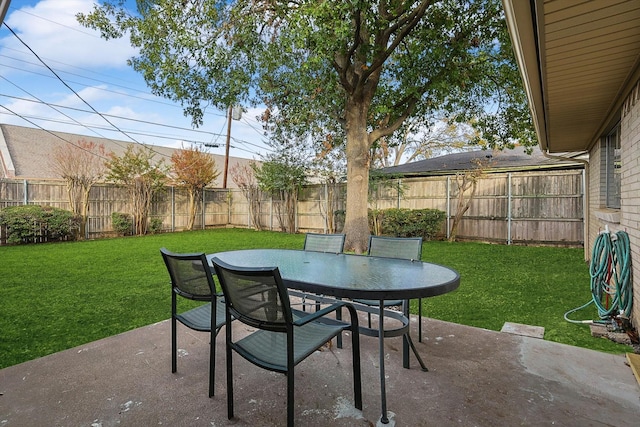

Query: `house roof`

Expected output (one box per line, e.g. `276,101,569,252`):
0,0,10,25
0,123,256,188
502,0,640,153
378,146,583,177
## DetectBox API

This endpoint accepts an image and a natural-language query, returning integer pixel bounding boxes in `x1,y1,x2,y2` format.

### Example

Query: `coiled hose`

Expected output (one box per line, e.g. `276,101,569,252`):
564,230,633,324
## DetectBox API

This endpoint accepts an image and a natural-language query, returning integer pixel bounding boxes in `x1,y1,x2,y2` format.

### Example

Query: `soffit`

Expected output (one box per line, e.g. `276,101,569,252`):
505,0,640,153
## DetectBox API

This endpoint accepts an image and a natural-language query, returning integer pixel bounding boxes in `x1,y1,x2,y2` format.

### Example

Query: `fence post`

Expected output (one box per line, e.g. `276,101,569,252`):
171,186,175,232
202,189,206,230
323,183,329,233
23,179,28,205
270,195,274,230
294,194,298,233
507,173,512,245
227,189,231,225
446,176,451,240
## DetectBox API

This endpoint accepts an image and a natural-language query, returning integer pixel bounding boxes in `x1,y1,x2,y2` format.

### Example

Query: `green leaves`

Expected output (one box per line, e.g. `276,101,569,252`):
78,1,537,248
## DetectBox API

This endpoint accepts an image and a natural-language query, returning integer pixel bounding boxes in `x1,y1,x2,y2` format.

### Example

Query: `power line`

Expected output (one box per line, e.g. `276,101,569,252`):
4,23,148,144
14,8,103,38
0,93,224,137
0,91,273,157
0,104,111,161
0,75,132,153
0,51,230,120
0,109,270,158
0,11,271,159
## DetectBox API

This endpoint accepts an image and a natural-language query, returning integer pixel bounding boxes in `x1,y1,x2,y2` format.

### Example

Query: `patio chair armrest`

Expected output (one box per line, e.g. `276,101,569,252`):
292,301,359,328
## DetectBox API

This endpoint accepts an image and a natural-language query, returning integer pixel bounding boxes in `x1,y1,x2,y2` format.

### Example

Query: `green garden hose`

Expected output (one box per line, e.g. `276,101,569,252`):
564,229,633,324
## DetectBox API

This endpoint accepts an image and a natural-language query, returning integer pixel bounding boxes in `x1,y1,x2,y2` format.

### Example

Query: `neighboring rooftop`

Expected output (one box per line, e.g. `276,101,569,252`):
0,123,256,188
378,145,584,177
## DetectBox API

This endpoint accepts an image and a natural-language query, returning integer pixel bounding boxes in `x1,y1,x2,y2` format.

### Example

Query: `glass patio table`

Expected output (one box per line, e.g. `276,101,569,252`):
208,248,460,424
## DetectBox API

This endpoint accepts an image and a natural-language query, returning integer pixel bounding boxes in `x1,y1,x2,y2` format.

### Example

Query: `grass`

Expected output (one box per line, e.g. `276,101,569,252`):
0,228,630,369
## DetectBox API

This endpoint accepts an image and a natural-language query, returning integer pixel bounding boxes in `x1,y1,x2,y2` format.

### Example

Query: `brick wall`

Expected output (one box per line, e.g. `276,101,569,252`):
587,78,640,329
621,81,640,327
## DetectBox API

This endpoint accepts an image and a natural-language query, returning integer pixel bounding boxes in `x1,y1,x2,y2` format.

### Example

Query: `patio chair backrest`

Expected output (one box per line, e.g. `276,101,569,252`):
367,236,423,261
303,233,346,253
161,248,214,300
212,258,292,332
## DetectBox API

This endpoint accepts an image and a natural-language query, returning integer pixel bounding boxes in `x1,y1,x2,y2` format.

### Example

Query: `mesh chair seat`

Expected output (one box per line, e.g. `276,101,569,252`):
176,300,226,332
234,310,344,370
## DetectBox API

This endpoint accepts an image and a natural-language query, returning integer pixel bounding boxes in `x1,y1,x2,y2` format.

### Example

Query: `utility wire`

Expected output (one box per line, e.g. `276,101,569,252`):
14,8,103,38
0,75,131,153
0,93,225,138
1,15,271,159
0,104,111,161
3,22,168,157
0,52,229,118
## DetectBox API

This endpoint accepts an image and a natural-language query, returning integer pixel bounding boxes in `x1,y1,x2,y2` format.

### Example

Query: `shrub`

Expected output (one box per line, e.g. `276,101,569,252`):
374,208,446,240
0,205,80,244
111,212,133,236
148,218,163,234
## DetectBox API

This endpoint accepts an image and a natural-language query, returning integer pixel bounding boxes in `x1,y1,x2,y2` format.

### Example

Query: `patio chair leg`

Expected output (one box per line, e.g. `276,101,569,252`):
349,307,363,410
171,317,177,373
226,330,234,420
209,330,215,397
287,366,295,427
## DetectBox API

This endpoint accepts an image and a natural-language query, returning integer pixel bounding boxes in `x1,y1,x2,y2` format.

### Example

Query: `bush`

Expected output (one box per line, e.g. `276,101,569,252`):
374,208,446,240
111,212,133,236
0,205,80,244
330,208,445,240
148,218,163,234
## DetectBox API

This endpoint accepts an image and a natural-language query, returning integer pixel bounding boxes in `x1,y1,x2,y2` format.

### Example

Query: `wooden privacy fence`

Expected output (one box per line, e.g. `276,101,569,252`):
0,169,584,246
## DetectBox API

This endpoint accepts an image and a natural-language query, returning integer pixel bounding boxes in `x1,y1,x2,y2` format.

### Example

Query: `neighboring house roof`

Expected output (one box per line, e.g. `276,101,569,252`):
0,0,10,26
503,0,640,153
0,123,256,188
378,146,583,177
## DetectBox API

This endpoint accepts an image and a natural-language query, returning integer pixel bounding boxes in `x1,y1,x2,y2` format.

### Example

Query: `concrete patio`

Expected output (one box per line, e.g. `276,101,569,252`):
1,314,638,426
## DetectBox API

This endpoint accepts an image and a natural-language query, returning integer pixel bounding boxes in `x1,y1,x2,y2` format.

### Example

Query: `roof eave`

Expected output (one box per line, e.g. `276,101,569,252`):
502,0,549,152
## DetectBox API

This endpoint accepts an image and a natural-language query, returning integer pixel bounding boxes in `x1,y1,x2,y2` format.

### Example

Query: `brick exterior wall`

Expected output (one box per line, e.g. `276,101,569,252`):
590,79,640,329
621,82,640,328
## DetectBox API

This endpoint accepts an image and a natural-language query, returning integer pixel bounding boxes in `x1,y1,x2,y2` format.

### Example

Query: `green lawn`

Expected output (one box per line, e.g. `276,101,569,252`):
0,228,630,369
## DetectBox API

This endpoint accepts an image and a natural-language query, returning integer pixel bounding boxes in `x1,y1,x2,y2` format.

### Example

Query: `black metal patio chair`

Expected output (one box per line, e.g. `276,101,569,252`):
299,233,346,312
353,236,426,341
303,232,346,253
160,248,227,398
211,257,363,427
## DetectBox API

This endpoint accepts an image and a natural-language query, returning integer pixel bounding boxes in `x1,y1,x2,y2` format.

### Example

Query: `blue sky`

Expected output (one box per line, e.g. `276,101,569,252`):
0,0,270,159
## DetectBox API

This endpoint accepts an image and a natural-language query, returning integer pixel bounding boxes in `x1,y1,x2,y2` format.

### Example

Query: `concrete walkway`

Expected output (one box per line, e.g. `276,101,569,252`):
1,316,638,426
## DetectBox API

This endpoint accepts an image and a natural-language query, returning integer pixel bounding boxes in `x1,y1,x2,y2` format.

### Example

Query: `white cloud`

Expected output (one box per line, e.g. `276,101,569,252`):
1,0,137,72
0,1,268,160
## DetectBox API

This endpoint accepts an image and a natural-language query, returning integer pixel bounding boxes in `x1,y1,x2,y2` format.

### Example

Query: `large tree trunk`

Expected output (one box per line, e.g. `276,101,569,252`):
342,101,371,254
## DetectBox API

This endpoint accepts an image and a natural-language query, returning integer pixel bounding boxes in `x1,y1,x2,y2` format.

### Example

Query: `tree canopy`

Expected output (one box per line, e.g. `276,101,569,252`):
104,145,167,235
170,145,220,230
79,0,534,251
